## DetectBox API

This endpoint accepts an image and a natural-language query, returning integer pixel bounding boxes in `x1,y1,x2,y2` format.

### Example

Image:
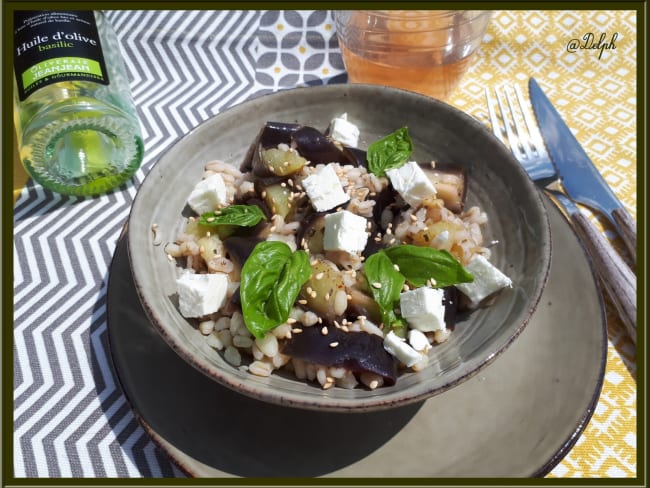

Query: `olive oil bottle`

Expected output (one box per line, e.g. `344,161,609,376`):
13,11,143,196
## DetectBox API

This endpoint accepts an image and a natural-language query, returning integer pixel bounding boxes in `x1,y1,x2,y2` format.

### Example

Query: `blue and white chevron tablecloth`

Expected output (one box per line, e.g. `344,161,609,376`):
12,10,637,478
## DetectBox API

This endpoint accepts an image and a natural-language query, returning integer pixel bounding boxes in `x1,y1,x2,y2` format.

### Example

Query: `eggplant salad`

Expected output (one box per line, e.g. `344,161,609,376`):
165,114,512,389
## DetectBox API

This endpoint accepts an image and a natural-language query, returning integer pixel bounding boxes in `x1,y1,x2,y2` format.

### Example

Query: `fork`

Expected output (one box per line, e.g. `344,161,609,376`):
486,85,637,344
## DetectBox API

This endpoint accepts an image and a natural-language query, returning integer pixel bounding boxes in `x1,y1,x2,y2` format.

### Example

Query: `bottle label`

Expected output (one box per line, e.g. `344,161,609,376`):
14,11,109,101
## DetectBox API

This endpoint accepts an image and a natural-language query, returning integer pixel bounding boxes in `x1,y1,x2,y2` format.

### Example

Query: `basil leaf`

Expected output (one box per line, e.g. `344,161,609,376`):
364,251,406,329
240,241,311,339
383,244,473,288
199,205,266,227
367,127,413,177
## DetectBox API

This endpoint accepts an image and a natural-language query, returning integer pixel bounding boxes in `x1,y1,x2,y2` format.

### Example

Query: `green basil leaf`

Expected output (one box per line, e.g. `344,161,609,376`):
240,241,311,339
367,127,413,177
364,251,406,329
383,244,473,288
199,205,266,227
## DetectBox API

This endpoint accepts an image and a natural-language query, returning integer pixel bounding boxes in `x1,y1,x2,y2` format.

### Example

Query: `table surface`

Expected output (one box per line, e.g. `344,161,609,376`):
11,10,637,478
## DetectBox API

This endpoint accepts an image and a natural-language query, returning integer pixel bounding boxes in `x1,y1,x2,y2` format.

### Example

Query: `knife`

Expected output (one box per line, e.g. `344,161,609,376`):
528,77,637,265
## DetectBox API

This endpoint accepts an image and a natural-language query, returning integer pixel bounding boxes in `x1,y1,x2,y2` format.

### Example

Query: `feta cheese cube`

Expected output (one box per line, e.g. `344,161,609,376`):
176,272,229,318
383,330,422,367
408,329,432,353
302,164,350,212
386,161,436,208
187,173,228,216
329,113,360,147
399,286,446,332
455,254,512,306
323,210,368,253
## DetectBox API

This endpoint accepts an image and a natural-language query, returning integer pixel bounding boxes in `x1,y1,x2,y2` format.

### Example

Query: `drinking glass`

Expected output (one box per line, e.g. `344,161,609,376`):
334,10,492,101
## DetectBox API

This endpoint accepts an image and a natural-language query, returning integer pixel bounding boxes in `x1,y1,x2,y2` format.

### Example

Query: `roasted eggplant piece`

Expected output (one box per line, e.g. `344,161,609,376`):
223,235,265,270
281,325,398,385
345,287,383,325
299,258,347,321
427,163,467,213
242,122,362,177
296,212,327,254
292,126,359,167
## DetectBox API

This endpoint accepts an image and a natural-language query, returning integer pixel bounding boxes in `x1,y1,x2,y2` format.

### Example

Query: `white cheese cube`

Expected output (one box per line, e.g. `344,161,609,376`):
187,173,228,216
386,161,436,208
408,329,432,353
302,164,350,212
399,286,446,332
455,254,512,306
383,330,422,367
176,272,229,318
329,113,360,147
323,210,368,253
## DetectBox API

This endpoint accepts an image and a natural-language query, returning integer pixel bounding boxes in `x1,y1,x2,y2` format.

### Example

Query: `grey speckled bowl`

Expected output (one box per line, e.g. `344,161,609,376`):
127,84,551,412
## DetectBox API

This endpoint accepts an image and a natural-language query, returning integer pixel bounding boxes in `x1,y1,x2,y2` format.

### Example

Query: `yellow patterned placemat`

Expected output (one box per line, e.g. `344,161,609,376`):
449,10,637,478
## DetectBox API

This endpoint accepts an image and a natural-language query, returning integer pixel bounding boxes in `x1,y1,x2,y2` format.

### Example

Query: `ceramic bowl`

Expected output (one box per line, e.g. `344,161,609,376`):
127,84,551,412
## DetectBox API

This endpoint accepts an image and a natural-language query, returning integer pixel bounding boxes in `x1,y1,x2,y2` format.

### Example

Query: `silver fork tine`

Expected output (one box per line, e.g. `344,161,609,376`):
485,87,502,140
503,86,535,163
512,84,548,161
494,87,526,162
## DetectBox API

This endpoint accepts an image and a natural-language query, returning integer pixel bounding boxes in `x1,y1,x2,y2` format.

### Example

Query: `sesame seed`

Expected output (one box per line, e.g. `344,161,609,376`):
292,328,303,334
270,225,277,232
298,299,308,305
166,254,174,261
333,320,341,328
281,182,287,187
403,284,410,291
310,291,317,298
283,161,290,166
341,325,349,332
287,318,297,324
410,214,418,222
317,317,323,324
393,264,400,271
288,179,294,187
321,326,328,335
346,294,352,300
372,282,382,289
315,272,324,280
261,191,267,198
306,286,313,294
329,342,339,348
